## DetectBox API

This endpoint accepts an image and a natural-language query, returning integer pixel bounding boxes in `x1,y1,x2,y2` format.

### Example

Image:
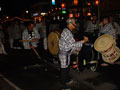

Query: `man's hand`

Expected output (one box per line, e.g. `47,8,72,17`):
32,38,38,42
82,36,88,44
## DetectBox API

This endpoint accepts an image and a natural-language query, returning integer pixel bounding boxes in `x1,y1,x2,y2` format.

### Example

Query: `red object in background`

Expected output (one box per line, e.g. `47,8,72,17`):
95,0,99,6
74,0,78,6
61,2,66,9
87,2,91,6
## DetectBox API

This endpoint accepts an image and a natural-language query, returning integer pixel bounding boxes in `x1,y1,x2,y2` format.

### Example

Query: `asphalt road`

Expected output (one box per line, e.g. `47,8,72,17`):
0,47,120,90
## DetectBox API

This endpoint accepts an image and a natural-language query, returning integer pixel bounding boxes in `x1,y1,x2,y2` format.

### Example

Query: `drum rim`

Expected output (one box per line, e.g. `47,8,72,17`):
94,34,114,52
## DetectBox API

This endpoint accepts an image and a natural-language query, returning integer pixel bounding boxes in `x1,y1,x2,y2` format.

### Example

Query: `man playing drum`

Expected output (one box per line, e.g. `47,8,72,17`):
20,21,40,66
59,18,88,90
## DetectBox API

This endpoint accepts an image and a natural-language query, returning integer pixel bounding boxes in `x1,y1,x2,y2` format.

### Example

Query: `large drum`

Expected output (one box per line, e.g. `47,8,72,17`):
94,34,120,64
48,31,60,56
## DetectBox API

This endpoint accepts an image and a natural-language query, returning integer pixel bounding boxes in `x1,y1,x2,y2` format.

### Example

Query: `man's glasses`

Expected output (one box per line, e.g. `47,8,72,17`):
71,23,76,26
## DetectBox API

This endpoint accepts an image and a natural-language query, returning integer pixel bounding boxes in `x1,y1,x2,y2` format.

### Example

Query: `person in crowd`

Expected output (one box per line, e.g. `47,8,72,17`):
85,15,99,33
22,21,40,49
59,18,88,90
7,22,15,49
35,18,47,50
0,23,7,55
12,21,22,49
109,15,120,47
20,21,40,66
100,16,117,38
109,15,120,35
40,18,47,51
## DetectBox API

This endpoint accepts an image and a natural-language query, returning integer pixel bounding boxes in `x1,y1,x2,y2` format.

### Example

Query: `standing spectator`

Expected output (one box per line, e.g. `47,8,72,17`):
12,21,22,49
100,16,117,38
109,15,120,47
41,18,47,50
7,22,15,49
109,15,120,35
0,23,7,55
85,15,99,33
35,18,47,50
35,19,43,47
59,18,88,90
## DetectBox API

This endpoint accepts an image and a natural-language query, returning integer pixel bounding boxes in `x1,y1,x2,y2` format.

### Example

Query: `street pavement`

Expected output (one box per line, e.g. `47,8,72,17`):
0,47,94,90
0,46,120,90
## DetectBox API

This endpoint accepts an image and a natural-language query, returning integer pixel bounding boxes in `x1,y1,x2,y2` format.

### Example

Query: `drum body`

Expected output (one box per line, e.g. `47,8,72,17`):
47,31,60,56
94,34,120,64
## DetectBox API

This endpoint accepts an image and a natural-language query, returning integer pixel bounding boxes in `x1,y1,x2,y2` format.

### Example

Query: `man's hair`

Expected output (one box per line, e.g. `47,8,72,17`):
26,21,35,27
102,16,110,22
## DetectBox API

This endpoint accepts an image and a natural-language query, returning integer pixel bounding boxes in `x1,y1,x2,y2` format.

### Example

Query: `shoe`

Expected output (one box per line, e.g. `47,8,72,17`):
66,79,76,86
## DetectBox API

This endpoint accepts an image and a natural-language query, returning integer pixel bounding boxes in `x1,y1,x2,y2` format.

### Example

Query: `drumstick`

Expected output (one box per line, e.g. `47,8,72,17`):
19,40,32,42
30,46,41,59
20,39,41,59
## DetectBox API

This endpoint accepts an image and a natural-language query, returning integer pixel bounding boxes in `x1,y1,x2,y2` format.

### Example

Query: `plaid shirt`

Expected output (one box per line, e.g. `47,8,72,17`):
59,28,83,52
85,21,99,33
59,28,83,68
112,22,120,35
100,23,117,38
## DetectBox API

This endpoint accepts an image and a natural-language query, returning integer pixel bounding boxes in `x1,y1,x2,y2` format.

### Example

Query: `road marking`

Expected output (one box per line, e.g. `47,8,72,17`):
0,74,22,90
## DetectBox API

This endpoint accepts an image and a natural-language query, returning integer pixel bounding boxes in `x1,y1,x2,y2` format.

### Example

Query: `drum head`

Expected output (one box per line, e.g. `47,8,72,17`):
94,34,114,52
48,32,60,55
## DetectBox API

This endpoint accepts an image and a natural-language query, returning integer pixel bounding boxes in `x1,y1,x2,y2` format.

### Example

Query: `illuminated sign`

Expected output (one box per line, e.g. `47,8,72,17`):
62,11,66,14
41,13,46,16
33,13,38,16
52,0,55,5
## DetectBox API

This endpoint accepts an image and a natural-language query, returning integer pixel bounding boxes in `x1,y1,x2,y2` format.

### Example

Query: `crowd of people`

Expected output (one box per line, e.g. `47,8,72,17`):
84,15,120,38
0,17,47,53
0,14,120,90
58,15,120,90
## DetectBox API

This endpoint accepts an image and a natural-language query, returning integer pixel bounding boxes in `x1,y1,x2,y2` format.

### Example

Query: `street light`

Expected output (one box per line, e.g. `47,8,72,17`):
6,16,9,19
26,10,29,14
95,0,99,6
74,0,78,6
61,2,66,9
52,0,55,5
87,2,91,6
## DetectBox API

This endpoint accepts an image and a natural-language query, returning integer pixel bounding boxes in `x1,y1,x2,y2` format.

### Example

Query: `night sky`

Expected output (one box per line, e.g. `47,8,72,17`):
1,0,120,17
0,0,41,17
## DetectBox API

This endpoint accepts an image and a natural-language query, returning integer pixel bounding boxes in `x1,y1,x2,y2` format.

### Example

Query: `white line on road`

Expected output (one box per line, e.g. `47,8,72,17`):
0,73,22,90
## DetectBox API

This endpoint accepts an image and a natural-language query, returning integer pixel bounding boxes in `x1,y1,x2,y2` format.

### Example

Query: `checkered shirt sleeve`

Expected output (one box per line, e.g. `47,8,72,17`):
59,28,83,52
100,23,116,38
